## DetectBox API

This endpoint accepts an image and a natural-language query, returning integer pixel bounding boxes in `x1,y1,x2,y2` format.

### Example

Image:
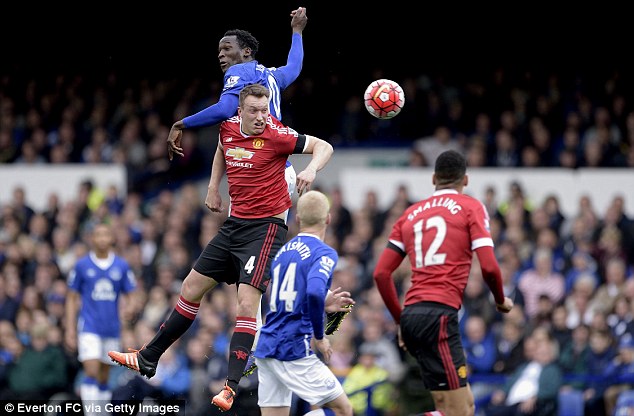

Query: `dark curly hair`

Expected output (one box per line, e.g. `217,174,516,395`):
223,29,259,57
434,150,467,186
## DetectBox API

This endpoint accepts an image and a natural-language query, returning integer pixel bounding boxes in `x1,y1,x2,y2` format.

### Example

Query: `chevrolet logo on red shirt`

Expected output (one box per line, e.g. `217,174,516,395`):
226,147,255,160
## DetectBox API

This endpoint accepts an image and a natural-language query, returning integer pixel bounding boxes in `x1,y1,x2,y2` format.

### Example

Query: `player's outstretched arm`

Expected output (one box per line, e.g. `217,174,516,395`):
167,94,240,160
296,136,333,195
273,7,307,89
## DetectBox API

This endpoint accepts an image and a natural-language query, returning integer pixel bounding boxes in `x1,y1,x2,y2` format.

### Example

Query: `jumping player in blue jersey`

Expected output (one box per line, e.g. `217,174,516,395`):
255,191,353,416
64,223,136,413
166,7,307,162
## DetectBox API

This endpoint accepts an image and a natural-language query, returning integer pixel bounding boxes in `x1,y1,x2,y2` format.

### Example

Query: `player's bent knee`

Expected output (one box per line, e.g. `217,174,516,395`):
432,388,474,416
326,394,353,416
236,284,264,316
181,271,217,301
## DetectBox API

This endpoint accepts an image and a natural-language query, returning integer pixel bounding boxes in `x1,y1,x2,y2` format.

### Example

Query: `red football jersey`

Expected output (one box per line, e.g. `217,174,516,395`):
219,115,301,218
388,189,494,309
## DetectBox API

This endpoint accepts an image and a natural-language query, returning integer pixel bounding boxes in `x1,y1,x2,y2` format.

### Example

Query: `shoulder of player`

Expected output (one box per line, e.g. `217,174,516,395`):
266,116,298,136
226,61,256,75
314,242,338,260
457,193,487,210
76,254,92,266
113,254,131,265
223,62,260,90
220,116,241,130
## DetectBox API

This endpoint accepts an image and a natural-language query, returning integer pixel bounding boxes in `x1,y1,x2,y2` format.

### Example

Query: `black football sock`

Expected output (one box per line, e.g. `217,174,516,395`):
225,316,257,392
141,296,199,363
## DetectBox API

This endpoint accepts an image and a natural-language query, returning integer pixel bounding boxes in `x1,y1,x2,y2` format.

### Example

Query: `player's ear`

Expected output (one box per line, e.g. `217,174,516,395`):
432,173,437,186
463,174,469,187
243,47,252,58
326,212,331,225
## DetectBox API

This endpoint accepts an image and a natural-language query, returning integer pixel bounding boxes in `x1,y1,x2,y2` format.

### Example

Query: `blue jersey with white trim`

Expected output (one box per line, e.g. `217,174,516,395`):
255,233,338,361
223,61,290,120
67,252,136,337
182,32,303,129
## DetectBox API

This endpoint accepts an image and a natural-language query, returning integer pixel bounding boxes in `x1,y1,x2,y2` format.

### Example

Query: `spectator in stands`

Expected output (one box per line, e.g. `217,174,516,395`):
463,263,497,327
559,323,591,390
542,194,566,235
608,295,632,342
414,125,463,165
590,257,629,315
564,250,599,294
329,186,354,249
10,187,35,233
533,228,566,274
342,343,397,416
356,318,406,384
359,189,386,240
550,303,572,351
463,314,498,406
184,336,212,416
528,294,557,333
497,244,524,305
602,335,634,416
565,273,599,329
329,327,357,378
584,328,617,416
493,319,525,375
490,130,520,167
517,247,565,319
0,277,19,323
0,321,22,392
484,334,562,416
4,322,68,400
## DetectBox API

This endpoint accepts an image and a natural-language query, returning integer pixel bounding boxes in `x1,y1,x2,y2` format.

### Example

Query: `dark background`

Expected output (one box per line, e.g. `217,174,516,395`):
6,2,631,79
3,2,631,149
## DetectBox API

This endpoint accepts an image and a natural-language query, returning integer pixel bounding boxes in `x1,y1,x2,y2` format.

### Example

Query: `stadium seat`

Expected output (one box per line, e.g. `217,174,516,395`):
614,390,634,416
558,389,584,416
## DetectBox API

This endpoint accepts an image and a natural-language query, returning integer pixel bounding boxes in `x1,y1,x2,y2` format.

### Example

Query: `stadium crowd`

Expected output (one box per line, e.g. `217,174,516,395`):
1,63,634,416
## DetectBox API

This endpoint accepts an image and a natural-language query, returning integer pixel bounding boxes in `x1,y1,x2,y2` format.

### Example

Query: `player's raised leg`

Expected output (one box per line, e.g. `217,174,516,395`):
108,270,217,377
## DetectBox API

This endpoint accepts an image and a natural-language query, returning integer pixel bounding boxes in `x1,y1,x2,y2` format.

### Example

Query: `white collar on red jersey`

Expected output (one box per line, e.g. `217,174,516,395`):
432,189,459,196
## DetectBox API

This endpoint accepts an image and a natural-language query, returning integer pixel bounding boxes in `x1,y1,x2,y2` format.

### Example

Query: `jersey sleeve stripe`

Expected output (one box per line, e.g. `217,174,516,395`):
388,239,405,251
471,237,494,250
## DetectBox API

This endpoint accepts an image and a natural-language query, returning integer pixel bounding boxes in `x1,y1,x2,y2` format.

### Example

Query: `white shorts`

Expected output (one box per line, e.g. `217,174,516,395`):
78,332,120,363
256,354,344,408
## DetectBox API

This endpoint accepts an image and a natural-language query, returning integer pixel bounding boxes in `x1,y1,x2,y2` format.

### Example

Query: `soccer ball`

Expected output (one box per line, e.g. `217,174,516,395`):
364,79,405,119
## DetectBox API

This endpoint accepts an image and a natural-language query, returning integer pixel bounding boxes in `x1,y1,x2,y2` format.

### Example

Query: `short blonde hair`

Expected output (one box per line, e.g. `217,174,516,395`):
297,190,330,227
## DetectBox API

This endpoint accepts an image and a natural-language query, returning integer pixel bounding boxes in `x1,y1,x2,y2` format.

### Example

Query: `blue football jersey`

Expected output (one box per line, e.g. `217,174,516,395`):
255,233,338,361
67,252,136,337
223,61,292,120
